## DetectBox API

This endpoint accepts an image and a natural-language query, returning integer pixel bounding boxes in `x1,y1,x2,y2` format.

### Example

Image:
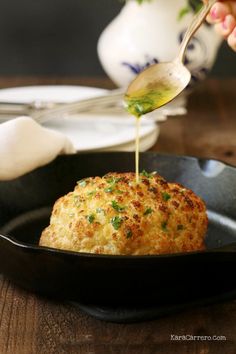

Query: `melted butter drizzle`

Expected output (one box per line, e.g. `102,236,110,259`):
126,85,175,184
135,117,140,184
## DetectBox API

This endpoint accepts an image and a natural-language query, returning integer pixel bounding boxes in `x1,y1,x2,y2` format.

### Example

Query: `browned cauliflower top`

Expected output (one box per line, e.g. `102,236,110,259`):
40,171,208,255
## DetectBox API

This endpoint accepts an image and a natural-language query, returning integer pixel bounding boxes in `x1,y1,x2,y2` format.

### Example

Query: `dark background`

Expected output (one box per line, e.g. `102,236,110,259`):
0,0,235,78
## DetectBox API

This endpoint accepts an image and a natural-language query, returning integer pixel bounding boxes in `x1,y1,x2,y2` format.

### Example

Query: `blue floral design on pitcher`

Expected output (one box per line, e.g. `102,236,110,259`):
122,56,159,75
121,29,209,88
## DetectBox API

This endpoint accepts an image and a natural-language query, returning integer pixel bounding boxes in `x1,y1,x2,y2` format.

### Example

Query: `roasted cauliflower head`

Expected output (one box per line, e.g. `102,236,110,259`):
40,172,208,255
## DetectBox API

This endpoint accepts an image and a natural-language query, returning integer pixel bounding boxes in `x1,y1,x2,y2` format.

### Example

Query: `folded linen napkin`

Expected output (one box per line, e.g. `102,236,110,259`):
0,116,75,180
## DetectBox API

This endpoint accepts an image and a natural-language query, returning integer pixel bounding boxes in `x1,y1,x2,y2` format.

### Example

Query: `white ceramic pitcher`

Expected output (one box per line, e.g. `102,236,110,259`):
97,0,222,88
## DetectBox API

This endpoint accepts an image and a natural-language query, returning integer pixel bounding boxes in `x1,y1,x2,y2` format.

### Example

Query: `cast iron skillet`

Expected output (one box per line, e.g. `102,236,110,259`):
0,152,236,308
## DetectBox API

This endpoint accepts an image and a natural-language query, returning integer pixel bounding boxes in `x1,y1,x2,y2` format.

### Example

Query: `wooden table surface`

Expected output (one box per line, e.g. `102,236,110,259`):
0,77,235,354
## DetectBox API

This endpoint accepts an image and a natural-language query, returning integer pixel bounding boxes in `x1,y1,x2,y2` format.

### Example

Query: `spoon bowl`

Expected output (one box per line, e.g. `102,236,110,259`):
125,61,191,116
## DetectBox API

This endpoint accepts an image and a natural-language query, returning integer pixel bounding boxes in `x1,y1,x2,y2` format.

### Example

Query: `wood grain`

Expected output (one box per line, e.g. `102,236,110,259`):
0,77,235,354
153,79,236,167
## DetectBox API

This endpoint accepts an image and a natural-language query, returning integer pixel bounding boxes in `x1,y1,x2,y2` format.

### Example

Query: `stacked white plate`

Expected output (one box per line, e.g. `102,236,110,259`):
0,85,186,152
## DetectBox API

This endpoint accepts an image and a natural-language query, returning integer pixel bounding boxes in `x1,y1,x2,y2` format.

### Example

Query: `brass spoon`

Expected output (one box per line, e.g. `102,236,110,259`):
125,0,217,117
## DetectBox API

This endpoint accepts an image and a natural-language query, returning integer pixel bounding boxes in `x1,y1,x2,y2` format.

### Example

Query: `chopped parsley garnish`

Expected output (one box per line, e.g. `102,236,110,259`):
111,216,123,230
87,190,96,196
162,192,171,201
96,208,104,214
161,221,168,232
111,200,126,212
77,179,87,187
104,187,114,193
73,195,80,206
116,190,124,195
143,207,153,216
87,214,95,224
140,170,152,178
104,177,123,193
106,177,122,184
177,224,184,231
126,229,133,239
126,94,155,117
140,170,157,178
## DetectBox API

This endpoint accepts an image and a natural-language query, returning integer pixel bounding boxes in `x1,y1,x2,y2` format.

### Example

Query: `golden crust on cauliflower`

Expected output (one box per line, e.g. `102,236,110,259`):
39,172,208,255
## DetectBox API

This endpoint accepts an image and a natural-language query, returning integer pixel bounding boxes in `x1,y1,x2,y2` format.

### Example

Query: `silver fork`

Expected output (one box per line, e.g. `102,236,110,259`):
0,88,185,124
0,88,124,122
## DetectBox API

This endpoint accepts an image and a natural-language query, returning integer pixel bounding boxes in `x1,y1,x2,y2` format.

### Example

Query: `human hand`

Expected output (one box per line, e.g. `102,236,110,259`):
205,1,236,51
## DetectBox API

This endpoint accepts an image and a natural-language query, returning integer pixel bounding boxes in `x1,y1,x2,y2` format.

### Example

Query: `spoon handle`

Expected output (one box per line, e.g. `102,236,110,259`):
177,0,217,63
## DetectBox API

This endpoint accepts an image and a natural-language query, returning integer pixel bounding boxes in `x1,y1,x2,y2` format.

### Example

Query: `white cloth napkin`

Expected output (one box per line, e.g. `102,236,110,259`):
0,116,75,180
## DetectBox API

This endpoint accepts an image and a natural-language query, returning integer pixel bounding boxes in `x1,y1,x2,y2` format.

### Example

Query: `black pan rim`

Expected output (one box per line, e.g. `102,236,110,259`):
61,150,236,170
1,231,235,259
51,150,236,170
